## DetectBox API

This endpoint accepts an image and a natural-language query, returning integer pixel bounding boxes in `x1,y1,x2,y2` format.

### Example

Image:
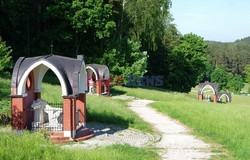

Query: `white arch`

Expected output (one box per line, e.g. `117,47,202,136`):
86,66,98,80
79,61,88,93
33,65,49,92
219,94,230,102
103,66,110,80
17,60,68,96
201,85,215,95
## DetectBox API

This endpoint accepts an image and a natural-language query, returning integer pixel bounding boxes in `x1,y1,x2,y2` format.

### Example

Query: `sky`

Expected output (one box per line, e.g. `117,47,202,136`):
170,0,250,42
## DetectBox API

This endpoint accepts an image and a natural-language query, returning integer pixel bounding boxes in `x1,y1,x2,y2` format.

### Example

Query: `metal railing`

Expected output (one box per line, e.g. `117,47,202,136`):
28,102,63,131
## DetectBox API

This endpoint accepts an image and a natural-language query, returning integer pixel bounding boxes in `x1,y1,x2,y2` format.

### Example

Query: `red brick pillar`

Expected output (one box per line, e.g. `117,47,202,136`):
213,95,217,103
96,80,102,95
198,94,203,101
63,98,72,138
76,93,86,127
11,96,27,130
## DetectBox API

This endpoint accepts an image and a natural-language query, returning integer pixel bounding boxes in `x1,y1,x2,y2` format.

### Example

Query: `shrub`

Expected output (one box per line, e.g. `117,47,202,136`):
0,112,11,125
227,75,245,94
0,37,12,73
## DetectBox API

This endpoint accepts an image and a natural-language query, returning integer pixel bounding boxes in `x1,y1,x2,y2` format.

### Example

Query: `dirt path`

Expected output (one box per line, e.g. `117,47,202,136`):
128,98,214,160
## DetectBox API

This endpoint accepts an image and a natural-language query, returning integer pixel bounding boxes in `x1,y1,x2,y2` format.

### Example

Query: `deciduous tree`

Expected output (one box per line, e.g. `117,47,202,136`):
166,33,207,92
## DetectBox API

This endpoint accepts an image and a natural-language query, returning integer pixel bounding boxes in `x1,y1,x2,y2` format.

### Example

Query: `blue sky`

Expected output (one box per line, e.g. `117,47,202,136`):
170,0,250,42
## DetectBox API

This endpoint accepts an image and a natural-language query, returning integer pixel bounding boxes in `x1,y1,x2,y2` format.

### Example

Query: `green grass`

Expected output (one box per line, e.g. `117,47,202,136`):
241,83,249,93
0,131,158,160
86,95,152,132
113,86,250,160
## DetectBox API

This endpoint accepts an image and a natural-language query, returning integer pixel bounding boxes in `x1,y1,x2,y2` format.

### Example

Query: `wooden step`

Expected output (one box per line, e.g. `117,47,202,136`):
74,128,95,142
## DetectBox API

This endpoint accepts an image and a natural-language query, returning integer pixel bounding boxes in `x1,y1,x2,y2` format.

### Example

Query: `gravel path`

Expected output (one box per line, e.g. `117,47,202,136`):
128,98,214,160
64,123,157,149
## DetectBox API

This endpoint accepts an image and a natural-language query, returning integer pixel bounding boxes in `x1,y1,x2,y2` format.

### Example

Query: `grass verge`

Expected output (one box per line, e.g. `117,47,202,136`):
0,131,158,160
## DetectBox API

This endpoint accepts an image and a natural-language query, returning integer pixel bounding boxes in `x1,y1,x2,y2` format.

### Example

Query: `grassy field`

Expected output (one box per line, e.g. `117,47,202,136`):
2,75,250,159
0,130,158,160
0,77,156,160
113,86,250,160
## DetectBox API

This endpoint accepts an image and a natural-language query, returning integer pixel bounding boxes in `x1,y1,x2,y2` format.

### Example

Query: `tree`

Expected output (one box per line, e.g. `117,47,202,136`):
206,37,250,76
227,75,244,94
244,65,250,84
0,37,12,74
166,33,208,92
118,0,171,50
211,67,229,91
71,0,116,56
101,38,148,84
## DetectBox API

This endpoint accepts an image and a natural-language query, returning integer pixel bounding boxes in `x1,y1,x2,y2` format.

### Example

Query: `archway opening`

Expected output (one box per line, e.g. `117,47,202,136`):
41,69,62,103
201,85,215,102
86,67,98,93
23,64,65,131
218,94,230,103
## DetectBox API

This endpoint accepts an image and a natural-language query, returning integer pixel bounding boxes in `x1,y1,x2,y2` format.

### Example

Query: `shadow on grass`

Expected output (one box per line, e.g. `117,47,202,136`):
86,110,129,136
86,110,129,129
111,87,127,96
86,123,127,137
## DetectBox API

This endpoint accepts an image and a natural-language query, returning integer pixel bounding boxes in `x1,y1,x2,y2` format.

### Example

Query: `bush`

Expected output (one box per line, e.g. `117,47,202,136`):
248,87,250,94
227,75,245,94
0,37,12,73
0,112,11,125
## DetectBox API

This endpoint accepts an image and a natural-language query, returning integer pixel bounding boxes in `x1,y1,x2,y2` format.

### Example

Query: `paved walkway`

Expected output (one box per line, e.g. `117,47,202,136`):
128,99,214,160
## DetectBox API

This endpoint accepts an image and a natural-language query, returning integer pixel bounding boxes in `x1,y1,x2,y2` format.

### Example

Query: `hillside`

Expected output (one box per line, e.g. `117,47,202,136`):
235,36,250,44
205,36,250,75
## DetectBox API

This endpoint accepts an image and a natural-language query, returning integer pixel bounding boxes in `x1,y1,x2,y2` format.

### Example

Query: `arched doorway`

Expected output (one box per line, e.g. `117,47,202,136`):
10,55,93,141
217,93,231,103
198,82,219,103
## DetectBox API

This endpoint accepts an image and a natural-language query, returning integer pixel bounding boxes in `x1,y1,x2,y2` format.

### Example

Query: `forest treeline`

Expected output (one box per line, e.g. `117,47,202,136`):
0,0,249,93
206,37,250,76
205,37,250,93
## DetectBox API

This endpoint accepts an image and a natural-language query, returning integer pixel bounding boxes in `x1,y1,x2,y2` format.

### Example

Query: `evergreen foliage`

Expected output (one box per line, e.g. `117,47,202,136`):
0,37,12,74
